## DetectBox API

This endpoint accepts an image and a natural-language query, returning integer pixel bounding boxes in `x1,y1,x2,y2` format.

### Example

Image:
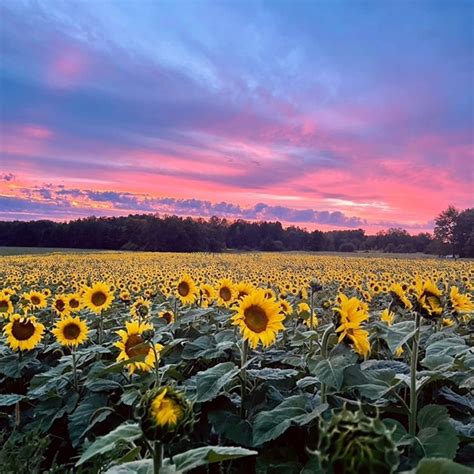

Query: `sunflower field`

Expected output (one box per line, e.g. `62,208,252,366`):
0,252,473,474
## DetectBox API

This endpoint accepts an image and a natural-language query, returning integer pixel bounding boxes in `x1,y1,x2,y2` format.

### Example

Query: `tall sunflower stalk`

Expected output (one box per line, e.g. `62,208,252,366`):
409,311,421,436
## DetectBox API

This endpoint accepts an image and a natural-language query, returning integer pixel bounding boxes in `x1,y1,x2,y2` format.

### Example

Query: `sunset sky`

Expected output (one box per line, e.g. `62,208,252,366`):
1,0,473,233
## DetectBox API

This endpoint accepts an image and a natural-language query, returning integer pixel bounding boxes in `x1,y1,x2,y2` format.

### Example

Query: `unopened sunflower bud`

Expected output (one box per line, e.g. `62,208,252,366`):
310,407,399,474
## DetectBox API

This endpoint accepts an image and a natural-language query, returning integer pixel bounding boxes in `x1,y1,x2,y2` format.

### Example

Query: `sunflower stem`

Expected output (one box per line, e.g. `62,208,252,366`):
98,312,104,346
409,312,421,437
150,342,161,388
309,286,315,353
152,441,163,474
72,348,78,391
320,324,333,404
240,340,248,418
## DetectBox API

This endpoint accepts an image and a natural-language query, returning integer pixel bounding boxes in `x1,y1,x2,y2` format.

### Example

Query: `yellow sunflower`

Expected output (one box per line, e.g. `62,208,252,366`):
390,283,413,310
66,293,83,312
235,281,255,300
3,314,45,351
52,315,89,347
114,320,163,373
0,291,14,316
413,278,443,318
199,284,215,308
216,278,237,307
231,289,285,349
82,282,114,314
149,387,184,428
449,287,474,314
52,294,70,317
175,274,198,305
130,298,152,319
380,308,395,326
159,310,175,324
23,291,48,310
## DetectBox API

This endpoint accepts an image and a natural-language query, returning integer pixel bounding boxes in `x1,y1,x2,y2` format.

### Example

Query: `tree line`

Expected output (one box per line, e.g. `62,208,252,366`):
0,207,472,256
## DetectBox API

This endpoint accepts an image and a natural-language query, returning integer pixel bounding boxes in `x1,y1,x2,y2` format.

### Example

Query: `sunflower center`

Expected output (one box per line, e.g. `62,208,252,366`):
244,305,269,333
55,299,66,311
0,300,8,311
69,298,80,308
220,287,232,301
162,312,173,324
12,319,36,340
31,295,41,305
177,282,190,296
91,291,107,307
63,323,81,340
125,334,150,358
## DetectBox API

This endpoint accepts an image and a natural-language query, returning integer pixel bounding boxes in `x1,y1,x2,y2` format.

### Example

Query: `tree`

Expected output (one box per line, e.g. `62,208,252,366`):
454,208,474,258
434,206,459,257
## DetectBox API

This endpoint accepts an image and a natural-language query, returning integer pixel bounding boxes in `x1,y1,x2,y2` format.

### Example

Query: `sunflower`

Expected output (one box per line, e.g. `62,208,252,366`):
442,317,455,328
23,291,48,310
231,289,285,349
216,278,237,307
52,294,70,317
390,283,413,310
199,284,215,308
114,320,163,373
304,313,319,328
82,282,114,314
120,290,131,302
140,386,194,442
175,274,198,305
413,278,443,318
298,302,310,314
334,294,370,357
0,291,14,316
149,387,184,428
3,314,45,351
52,315,89,347
235,281,254,300
130,298,152,319
279,299,292,316
449,287,474,314
380,308,395,326
159,310,175,324
66,293,83,312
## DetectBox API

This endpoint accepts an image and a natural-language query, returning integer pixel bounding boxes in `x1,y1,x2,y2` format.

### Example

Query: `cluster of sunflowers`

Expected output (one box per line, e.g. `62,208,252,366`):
0,251,473,472
0,252,472,363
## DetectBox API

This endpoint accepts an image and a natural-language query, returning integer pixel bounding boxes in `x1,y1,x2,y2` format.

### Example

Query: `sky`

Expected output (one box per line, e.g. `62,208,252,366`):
0,0,473,233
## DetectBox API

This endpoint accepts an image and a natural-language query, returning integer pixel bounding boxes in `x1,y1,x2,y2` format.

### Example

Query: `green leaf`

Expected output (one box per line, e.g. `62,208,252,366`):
163,446,257,472
409,457,473,474
376,321,416,353
208,410,253,446
421,336,468,371
76,422,142,466
104,459,153,474
309,351,355,390
417,405,459,459
0,394,26,406
247,368,298,380
252,395,327,446
194,362,239,403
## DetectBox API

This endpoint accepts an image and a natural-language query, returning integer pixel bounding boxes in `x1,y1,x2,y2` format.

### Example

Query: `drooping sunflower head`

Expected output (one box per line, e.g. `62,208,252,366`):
139,386,194,442
389,283,413,310
82,282,114,314
334,293,369,326
114,320,163,373
279,299,292,316
175,274,198,305
414,278,443,318
216,278,237,307
52,315,89,347
3,313,45,351
449,286,474,314
231,289,285,349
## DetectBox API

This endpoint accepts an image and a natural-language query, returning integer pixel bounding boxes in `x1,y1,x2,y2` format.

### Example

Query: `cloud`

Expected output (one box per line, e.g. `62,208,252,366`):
0,185,368,228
